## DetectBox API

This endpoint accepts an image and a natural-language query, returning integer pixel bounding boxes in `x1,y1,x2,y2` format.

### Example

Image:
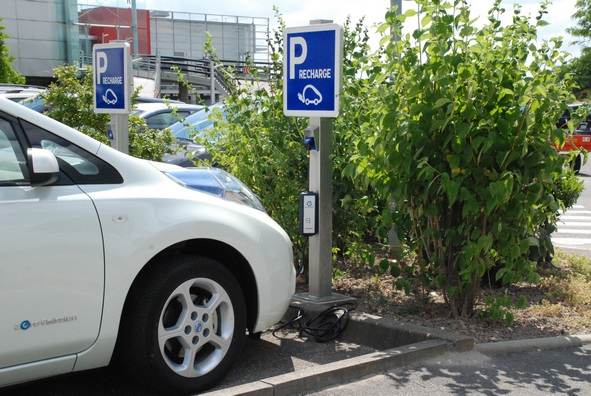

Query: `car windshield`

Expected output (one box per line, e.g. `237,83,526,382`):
168,103,225,140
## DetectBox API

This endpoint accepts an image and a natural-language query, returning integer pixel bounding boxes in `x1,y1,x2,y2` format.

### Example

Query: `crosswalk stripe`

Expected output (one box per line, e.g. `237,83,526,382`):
556,229,591,234
554,204,591,249
557,222,591,227
552,239,591,250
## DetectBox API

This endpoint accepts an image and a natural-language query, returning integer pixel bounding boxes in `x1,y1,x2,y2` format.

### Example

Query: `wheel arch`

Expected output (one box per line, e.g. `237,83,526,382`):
122,238,259,335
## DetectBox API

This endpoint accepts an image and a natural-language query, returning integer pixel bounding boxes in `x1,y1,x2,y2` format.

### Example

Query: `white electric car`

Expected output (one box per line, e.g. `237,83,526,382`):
0,97,295,394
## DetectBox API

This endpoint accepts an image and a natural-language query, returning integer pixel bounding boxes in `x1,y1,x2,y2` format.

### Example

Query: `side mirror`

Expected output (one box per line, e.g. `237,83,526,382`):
27,148,60,186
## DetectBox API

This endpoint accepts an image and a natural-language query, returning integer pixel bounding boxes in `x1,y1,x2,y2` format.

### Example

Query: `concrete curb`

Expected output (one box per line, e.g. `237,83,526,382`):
203,301,475,395
342,311,474,353
475,334,591,355
203,340,448,396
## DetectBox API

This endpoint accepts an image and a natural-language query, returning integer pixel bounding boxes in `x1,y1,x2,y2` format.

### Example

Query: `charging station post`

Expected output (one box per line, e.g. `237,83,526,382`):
284,20,354,305
93,42,132,154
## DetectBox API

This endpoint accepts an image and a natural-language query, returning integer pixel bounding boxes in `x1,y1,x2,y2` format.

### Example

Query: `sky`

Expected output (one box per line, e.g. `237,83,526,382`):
87,0,582,57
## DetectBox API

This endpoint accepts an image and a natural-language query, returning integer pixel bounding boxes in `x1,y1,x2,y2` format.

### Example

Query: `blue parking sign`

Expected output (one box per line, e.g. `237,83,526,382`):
283,24,342,117
93,43,131,114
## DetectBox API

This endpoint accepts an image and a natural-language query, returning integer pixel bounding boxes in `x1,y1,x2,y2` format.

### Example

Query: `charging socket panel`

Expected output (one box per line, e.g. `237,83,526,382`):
300,192,318,235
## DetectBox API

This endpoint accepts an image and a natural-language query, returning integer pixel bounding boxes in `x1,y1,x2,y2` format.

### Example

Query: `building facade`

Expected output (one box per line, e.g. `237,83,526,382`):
2,0,269,86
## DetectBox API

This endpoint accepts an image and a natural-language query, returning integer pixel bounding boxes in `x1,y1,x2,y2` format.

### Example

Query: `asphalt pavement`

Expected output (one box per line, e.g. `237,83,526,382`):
201,305,591,396
306,343,591,395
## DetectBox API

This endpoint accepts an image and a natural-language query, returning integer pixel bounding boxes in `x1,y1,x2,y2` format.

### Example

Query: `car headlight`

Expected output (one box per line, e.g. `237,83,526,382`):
165,167,266,212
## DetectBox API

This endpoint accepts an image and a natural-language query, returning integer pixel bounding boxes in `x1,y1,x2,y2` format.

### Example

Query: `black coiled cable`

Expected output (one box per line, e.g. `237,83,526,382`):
273,302,357,343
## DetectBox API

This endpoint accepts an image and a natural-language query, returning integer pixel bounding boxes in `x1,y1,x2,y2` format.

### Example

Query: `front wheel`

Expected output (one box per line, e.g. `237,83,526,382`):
116,255,247,395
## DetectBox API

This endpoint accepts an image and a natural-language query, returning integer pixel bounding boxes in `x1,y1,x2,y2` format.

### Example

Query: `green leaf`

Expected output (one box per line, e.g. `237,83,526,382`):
446,180,461,203
433,98,451,109
528,271,541,283
517,295,528,309
505,311,514,326
390,263,401,277
448,154,460,169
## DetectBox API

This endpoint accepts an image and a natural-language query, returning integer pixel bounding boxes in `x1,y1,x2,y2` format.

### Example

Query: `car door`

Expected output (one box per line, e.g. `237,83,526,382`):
0,114,105,369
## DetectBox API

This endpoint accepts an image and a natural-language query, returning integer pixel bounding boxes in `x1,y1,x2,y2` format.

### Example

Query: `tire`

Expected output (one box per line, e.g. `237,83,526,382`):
116,255,247,395
574,153,582,174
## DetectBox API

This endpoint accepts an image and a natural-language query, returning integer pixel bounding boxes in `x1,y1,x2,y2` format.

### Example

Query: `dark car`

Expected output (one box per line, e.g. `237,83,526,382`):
556,104,580,128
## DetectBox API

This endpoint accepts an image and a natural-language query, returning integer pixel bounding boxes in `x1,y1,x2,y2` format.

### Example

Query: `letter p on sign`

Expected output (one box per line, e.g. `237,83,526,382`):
289,37,307,80
96,51,108,84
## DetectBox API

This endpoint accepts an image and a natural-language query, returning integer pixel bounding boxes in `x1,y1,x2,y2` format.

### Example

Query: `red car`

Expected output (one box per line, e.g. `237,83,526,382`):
555,104,589,173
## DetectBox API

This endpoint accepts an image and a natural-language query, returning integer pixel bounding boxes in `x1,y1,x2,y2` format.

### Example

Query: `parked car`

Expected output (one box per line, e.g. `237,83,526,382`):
556,103,581,129
164,103,227,167
555,103,591,173
20,95,185,114
0,84,46,103
0,84,46,95
0,97,295,395
135,96,184,104
131,102,204,130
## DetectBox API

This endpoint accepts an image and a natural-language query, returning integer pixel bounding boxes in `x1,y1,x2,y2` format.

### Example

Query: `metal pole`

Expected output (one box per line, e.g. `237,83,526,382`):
388,0,403,247
111,113,129,154
131,0,139,58
308,116,333,298
391,0,403,42
155,52,161,98
210,60,215,104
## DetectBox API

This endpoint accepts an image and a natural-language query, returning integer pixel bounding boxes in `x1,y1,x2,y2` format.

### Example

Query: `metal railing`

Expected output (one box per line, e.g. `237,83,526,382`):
78,51,274,100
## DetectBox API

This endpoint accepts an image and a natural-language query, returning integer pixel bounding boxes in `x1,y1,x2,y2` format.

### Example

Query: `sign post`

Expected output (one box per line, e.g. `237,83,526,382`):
93,42,132,154
284,22,350,303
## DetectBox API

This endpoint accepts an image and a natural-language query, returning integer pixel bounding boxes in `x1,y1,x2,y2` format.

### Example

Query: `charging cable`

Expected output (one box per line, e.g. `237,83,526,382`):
297,236,308,277
273,302,357,343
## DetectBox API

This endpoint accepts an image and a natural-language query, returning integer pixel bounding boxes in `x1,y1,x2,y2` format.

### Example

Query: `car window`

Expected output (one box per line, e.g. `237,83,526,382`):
40,139,99,176
145,113,169,130
145,111,194,130
20,119,123,185
169,105,225,140
0,118,27,184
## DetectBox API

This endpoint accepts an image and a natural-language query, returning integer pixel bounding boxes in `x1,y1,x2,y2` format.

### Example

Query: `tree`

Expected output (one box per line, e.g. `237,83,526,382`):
566,0,591,45
348,0,583,322
558,48,591,99
560,0,591,98
0,18,25,84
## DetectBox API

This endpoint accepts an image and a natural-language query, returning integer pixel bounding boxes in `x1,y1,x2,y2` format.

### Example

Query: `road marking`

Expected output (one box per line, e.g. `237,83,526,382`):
552,238,591,247
556,229,591,234
557,216,591,220
554,204,591,251
557,222,591,227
